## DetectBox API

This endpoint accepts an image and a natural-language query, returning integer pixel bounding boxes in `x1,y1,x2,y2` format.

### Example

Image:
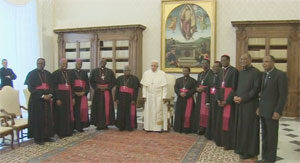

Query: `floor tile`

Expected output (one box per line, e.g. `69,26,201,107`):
290,140,300,146
286,134,299,138
281,123,290,126
276,156,283,161
294,148,300,152
282,128,294,132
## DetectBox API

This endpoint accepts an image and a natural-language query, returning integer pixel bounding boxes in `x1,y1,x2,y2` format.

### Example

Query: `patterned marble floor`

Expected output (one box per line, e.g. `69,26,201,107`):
270,117,300,163
1,109,300,163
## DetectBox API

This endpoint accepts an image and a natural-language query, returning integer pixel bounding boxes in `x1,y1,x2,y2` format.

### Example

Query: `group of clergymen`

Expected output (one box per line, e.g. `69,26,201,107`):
172,54,287,163
23,58,141,144
0,53,287,163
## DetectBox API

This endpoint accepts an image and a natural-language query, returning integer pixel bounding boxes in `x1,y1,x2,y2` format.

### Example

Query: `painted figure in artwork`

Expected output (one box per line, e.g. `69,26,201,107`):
180,4,197,40
165,3,211,68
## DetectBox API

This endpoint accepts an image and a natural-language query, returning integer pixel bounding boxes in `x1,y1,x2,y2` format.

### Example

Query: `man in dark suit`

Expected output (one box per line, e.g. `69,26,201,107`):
257,55,288,163
0,59,17,88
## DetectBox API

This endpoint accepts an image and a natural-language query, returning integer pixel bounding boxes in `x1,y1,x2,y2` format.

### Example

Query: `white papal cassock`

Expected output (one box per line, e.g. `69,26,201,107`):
141,69,168,131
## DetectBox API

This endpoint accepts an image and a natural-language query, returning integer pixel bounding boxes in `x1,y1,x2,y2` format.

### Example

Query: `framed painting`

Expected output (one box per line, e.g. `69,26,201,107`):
161,0,216,73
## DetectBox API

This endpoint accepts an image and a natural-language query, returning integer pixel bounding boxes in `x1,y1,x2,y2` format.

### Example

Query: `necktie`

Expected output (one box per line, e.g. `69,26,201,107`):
264,72,269,86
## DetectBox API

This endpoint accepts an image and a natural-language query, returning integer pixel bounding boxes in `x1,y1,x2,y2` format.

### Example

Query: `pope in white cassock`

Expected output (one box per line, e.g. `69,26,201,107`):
141,60,168,132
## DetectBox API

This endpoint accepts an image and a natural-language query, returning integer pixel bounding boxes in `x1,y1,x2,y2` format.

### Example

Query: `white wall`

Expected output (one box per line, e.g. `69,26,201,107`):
44,0,300,73
37,0,55,71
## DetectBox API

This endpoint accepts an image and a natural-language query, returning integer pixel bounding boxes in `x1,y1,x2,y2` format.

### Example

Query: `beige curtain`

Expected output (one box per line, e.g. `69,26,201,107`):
6,0,32,5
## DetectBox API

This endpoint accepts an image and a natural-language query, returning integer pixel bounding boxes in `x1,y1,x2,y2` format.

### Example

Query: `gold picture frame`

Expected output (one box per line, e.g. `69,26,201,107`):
161,0,216,73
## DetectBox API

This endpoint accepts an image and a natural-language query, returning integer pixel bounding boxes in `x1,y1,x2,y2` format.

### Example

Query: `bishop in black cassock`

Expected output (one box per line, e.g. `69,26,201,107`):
52,58,74,138
217,55,238,150
24,58,54,145
115,66,140,131
234,54,261,160
70,59,90,132
90,58,116,130
174,67,197,133
192,59,214,136
207,61,221,141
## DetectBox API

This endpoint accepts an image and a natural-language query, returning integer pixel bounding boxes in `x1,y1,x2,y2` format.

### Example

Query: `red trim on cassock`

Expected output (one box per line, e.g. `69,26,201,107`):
119,86,136,129
97,84,110,125
222,87,232,131
180,88,193,128
199,85,209,128
58,84,74,121
74,80,88,122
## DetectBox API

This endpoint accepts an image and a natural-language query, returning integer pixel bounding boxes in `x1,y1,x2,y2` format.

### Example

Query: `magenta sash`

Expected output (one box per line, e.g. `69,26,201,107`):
199,85,209,128
36,83,53,112
180,88,193,128
119,86,136,129
58,84,74,121
36,83,50,90
74,80,84,87
97,84,110,125
222,87,232,131
74,80,88,122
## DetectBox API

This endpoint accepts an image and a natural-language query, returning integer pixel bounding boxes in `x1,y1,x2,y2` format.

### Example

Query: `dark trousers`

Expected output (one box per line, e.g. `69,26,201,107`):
261,117,279,162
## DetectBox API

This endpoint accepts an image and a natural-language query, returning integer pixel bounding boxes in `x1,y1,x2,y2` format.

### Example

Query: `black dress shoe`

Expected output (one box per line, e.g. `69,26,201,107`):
96,126,108,130
224,147,232,150
198,131,205,135
239,155,244,159
239,154,253,159
34,141,45,145
44,138,55,142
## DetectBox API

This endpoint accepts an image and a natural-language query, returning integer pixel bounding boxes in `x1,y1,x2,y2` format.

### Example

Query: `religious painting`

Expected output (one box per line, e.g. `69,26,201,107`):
161,0,216,73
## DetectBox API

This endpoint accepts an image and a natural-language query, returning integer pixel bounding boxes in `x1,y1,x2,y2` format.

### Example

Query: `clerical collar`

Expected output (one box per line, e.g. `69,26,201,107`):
266,67,275,74
223,66,230,70
243,65,252,70
184,76,189,80
76,69,80,72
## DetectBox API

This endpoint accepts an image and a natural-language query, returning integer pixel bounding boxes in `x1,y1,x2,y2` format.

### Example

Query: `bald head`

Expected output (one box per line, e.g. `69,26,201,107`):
240,53,252,68
75,58,82,70
264,55,276,62
263,55,275,71
60,58,68,70
124,65,131,76
242,53,252,60
99,58,107,68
